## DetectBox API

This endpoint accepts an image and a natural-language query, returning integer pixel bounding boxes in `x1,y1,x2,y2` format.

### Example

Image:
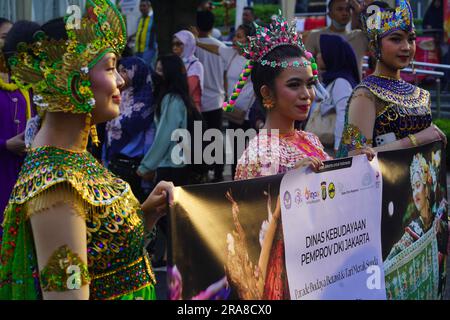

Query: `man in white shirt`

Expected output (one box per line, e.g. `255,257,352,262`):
195,10,226,182
304,0,368,78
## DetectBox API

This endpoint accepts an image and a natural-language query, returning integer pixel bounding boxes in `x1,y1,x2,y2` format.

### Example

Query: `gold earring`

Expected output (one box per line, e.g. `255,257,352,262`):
263,97,274,109
90,124,100,147
84,114,100,147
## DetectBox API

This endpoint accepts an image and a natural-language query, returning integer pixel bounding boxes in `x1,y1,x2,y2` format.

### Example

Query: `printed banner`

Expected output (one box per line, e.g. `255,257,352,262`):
280,155,385,299
168,142,448,300
378,141,448,300
383,225,439,300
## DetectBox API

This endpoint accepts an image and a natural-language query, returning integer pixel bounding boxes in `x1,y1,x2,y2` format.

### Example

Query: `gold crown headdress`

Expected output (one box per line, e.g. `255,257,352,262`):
223,12,318,112
9,0,126,115
363,0,414,43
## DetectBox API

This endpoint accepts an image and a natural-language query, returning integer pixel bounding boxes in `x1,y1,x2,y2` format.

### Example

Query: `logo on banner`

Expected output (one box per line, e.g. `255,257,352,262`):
295,188,303,205
283,191,292,209
304,187,320,204
321,181,327,200
328,182,336,199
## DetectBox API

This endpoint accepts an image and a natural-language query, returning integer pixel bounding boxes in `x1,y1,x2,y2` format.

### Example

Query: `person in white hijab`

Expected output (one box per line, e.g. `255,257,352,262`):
173,30,204,112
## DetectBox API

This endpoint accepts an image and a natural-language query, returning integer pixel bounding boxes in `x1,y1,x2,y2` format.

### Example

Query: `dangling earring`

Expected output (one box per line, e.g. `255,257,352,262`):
263,97,274,109
411,59,416,75
375,47,381,61
90,124,100,147
83,114,100,147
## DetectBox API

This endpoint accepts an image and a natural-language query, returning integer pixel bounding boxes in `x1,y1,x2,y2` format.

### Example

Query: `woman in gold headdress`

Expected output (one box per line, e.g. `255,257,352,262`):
338,0,446,157
0,0,174,300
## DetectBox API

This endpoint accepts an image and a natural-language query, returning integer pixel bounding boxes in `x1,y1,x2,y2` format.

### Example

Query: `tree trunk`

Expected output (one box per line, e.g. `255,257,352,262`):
152,0,201,55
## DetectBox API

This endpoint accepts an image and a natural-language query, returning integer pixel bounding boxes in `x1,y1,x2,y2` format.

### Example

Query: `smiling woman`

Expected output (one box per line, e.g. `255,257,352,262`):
0,0,175,301
230,13,336,300
337,0,447,158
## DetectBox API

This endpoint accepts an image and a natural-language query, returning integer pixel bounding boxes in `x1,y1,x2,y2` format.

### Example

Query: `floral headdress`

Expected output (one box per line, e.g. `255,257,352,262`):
223,12,317,112
9,0,126,115
410,153,433,188
362,0,414,43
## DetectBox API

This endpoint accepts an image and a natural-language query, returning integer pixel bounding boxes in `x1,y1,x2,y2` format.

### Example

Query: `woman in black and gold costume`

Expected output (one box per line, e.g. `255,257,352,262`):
338,0,446,157
0,0,173,300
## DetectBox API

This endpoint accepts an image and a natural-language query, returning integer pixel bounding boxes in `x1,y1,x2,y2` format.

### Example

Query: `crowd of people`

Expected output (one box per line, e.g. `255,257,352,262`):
0,0,447,300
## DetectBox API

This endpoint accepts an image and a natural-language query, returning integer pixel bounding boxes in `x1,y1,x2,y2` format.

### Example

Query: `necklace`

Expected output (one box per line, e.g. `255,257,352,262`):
373,74,401,81
7,92,21,135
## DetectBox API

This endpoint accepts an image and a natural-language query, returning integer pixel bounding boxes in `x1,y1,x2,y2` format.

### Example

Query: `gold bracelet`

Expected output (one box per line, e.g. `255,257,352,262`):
408,134,418,147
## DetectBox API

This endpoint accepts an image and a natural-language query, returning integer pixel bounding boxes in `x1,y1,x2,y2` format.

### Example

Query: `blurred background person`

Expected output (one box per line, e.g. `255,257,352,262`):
133,0,158,69
0,18,12,82
138,54,194,186
195,10,226,182
173,30,204,112
307,34,360,155
104,56,155,203
0,20,39,235
305,0,368,78
196,23,256,178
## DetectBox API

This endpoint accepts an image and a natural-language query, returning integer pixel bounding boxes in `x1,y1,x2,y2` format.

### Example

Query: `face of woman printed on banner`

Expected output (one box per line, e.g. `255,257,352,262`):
379,30,416,70
262,57,316,122
90,53,125,124
411,171,428,216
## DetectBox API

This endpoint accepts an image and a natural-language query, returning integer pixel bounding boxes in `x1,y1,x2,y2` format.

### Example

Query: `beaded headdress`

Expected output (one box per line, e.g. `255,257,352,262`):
410,153,432,187
223,12,318,112
9,0,126,115
363,0,414,43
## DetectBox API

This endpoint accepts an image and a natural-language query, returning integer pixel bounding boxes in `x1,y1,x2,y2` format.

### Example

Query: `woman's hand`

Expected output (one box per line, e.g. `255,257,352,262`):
415,125,446,146
352,147,376,161
432,124,447,146
142,180,175,219
294,156,324,172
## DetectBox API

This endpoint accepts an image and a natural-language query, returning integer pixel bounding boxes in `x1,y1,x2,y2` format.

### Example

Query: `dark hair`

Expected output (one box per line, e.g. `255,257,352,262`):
243,7,255,16
3,20,41,62
0,18,12,29
327,0,340,11
238,23,256,38
155,54,196,118
41,17,67,40
196,10,215,32
252,45,304,104
121,45,134,58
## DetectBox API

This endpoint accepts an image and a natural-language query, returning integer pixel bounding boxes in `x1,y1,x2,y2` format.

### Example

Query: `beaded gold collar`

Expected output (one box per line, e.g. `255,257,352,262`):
358,75,429,108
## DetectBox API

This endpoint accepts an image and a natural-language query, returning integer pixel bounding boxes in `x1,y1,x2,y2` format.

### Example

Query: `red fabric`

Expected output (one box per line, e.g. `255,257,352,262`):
304,17,326,31
188,75,202,112
262,224,290,300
